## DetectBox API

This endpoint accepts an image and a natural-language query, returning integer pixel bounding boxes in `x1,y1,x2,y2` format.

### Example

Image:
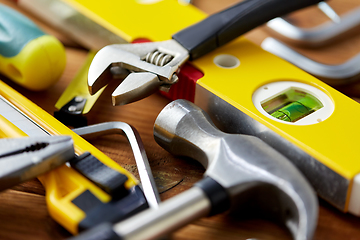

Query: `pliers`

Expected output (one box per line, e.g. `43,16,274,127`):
88,0,324,106
0,135,75,191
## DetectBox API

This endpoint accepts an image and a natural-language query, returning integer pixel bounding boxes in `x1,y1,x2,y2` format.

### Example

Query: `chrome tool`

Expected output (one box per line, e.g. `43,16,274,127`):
317,2,341,24
266,5,360,46
0,135,74,191
261,37,360,85
88,0,323,106
72,100,318,240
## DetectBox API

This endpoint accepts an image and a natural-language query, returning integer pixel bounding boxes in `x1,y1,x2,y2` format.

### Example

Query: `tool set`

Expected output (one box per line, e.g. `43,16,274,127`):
84,0,360,216
1,0,360,239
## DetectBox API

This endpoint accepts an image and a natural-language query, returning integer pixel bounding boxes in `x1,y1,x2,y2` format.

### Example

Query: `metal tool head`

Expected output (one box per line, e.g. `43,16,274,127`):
88,40,189,105
0,135,75,191
261,37,360,85
154,100,318,240
266,5,360,47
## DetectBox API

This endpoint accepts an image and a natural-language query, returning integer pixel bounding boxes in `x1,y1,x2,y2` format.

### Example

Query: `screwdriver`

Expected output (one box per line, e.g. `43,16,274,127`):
0,3,66,91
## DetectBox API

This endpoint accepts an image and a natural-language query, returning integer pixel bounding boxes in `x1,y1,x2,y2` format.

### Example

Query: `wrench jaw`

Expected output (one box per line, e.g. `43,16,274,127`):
88,45,125,95
111,72,162,106
88,64,112,95
154,99,318,240
88,40,189,105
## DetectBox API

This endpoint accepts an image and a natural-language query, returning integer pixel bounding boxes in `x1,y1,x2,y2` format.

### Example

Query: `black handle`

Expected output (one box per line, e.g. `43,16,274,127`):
173,0,323,60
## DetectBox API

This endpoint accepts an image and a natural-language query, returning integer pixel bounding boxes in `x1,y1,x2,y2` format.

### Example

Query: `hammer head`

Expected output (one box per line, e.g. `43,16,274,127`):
154,99,318,240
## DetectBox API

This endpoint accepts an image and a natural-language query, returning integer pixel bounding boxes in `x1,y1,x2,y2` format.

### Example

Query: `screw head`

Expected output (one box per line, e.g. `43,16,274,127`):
74,96,84,102
68,105,77,112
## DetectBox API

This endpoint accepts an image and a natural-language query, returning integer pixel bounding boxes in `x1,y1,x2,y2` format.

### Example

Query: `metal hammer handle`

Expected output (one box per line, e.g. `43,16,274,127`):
68,186,211,240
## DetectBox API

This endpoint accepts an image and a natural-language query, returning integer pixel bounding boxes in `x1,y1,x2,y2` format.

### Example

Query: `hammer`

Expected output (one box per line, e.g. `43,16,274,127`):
71,99,318,240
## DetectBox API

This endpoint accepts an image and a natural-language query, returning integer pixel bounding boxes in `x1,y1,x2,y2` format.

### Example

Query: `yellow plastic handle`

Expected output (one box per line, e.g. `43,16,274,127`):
0,35,66,91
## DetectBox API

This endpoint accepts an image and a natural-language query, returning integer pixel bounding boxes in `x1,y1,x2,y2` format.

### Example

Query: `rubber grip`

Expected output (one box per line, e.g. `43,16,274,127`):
70,152,129,198
0,3,66,91
194,177,230,216
172,0,323,60
0,3,44,57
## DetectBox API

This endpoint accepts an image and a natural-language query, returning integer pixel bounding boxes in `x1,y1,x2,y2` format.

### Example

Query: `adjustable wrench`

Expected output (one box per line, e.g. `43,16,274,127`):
88,0,323,105
72,100,317,240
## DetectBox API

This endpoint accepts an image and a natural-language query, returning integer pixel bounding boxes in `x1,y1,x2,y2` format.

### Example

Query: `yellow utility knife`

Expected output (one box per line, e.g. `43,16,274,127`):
0,80,152,235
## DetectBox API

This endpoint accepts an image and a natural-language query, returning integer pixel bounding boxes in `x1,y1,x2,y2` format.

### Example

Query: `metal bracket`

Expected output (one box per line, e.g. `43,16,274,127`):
266,6,360,46
73,121,160,209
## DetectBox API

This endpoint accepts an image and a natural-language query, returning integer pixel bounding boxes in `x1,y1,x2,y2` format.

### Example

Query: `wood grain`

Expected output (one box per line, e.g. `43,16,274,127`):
1,0,360,239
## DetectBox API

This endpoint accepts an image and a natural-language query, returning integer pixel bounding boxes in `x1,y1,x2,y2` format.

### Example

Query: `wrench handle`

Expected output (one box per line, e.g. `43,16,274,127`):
172,0,323,60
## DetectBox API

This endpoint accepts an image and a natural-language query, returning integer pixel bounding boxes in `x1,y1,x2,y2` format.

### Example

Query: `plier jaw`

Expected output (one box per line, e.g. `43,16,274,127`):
0,135,75,191
88,40,189,106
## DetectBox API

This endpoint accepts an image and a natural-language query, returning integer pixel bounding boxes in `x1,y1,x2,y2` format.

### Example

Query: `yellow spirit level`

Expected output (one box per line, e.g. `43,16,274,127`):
50,0,360,215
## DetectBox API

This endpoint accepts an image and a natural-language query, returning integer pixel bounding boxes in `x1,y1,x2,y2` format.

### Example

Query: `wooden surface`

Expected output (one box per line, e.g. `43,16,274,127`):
1,0,360,239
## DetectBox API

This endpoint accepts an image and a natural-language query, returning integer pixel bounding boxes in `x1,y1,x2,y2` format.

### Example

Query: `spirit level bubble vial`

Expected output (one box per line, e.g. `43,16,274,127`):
253,81,334,125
